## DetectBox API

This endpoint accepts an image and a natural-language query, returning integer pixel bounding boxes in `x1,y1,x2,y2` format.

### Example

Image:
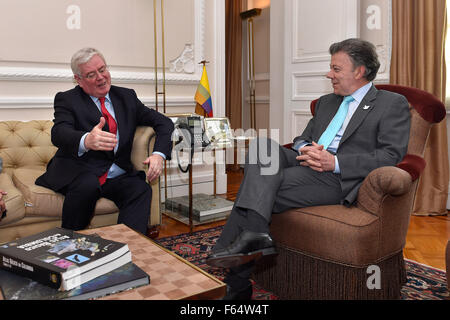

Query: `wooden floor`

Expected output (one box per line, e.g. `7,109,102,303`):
157,169,450,271
405,214,450,270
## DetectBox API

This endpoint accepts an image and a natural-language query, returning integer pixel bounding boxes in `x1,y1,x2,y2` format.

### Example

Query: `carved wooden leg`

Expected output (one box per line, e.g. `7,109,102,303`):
146,225,160,239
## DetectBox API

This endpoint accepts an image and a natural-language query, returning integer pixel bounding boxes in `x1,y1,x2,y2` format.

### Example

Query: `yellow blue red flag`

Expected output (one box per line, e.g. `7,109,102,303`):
194,65,213,117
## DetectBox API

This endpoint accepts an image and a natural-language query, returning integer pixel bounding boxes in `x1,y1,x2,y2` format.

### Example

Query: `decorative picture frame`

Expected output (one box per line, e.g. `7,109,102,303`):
203,117,233,147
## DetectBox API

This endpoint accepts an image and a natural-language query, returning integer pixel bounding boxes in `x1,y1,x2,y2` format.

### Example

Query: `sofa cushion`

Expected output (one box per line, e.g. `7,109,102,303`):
0,173,25,225
0,120,56,176
270,205,380,266
12,168,118,217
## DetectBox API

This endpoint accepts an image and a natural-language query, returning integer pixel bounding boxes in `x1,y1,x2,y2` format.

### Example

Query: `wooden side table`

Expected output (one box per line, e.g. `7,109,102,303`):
163,146,232,234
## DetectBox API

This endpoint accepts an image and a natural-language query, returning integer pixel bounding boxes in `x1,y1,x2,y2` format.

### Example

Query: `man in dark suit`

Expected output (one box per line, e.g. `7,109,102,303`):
36,48,174,235
206,38,411,299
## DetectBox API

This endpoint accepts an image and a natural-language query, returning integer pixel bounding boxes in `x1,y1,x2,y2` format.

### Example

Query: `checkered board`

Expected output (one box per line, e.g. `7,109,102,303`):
81,224,225,300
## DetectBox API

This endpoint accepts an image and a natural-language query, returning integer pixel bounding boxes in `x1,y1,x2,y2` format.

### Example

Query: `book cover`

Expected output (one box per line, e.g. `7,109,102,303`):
0,262,149,300
0,227,130,291
64,250,132,290
165,193,234,218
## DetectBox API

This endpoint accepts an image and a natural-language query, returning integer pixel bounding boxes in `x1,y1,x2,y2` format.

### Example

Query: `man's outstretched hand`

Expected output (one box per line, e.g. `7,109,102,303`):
84,117,118,151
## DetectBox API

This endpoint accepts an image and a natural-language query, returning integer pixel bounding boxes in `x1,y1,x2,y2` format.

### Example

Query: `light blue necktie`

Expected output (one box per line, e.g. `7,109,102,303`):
317,95,354,150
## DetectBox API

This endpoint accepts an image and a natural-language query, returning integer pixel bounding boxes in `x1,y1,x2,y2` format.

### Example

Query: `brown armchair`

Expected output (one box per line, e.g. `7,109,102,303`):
253,85,446,299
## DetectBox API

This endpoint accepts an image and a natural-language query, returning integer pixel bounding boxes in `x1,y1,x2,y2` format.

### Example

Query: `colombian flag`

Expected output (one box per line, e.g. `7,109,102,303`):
194,65,213,117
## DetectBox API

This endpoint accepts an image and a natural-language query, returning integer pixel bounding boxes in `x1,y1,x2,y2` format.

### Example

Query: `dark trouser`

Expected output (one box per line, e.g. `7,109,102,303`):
60,171,152,235
214,138,343,290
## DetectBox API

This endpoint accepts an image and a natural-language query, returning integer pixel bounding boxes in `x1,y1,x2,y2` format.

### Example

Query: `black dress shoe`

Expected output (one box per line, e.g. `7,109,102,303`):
222,284,253,300
206,230,277,268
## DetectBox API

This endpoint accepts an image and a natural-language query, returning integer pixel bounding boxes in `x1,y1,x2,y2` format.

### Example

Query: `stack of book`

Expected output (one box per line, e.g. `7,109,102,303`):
165,193,234,223
0,227,149,299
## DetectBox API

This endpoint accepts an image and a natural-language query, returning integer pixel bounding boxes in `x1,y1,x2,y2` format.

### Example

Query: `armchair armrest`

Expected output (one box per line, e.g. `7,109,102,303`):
395,154,426,181
130,126,161,227
131,126,156,172
356,166,413,216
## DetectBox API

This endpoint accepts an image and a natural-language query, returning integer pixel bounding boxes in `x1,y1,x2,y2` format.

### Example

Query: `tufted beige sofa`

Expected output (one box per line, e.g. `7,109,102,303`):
0,120,160,243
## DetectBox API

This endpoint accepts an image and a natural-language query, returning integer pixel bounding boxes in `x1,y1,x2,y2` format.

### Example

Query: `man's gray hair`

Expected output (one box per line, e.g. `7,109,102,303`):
71,47,106,76
329,38,380,82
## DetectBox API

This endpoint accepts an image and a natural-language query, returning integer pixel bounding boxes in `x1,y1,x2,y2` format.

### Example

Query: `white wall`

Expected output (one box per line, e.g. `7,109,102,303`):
0,0,227,198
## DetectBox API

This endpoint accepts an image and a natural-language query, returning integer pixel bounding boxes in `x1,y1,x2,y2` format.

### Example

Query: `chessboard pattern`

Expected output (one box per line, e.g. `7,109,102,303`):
81,224,225,300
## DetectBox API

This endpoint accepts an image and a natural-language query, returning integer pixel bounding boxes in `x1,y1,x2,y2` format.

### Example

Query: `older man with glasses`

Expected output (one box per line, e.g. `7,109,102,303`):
36,47,174,235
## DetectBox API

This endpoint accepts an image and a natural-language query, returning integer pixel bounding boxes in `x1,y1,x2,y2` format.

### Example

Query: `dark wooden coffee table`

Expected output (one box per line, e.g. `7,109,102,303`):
80,224,225,300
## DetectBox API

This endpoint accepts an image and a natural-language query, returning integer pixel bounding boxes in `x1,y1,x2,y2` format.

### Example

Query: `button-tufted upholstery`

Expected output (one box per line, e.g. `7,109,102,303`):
0,121,55,174
0,120,160,243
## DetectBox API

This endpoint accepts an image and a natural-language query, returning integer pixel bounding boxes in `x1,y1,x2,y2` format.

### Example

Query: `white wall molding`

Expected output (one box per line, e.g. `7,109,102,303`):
292,70,331,101
0,66,73,82
281,0,359,144
0,0,207,85
291,0,358,64
291,109,313,140
0,66,203,85
0,97,55,107
0,96,195,109
169,44,195,74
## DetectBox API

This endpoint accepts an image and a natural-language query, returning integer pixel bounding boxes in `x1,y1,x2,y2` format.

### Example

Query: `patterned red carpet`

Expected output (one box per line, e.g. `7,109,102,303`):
156,226,449,300
402,259,449,300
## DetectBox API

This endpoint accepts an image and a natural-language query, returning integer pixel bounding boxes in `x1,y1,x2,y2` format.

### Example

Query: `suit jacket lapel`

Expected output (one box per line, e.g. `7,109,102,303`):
77,86,104,127
316,96,343,142
339,85,378,146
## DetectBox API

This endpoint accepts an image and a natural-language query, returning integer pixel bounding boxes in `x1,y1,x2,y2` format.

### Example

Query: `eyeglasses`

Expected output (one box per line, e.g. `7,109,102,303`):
81,65,109,80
